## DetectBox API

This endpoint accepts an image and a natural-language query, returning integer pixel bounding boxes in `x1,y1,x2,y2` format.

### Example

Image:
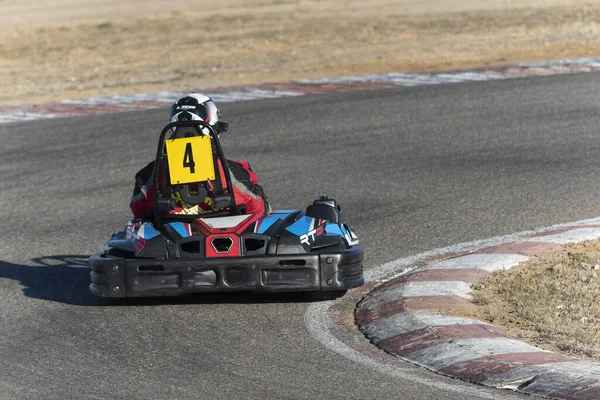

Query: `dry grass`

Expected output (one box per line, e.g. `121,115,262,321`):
1,1,600,105
451,241,600,360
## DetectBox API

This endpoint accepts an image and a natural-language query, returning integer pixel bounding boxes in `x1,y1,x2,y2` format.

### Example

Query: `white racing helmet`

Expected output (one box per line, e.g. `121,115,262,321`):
168,93,228,137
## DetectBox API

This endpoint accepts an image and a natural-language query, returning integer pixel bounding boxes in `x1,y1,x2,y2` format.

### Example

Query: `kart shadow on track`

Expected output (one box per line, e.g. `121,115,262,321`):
0,255,339,306
0,255,99,306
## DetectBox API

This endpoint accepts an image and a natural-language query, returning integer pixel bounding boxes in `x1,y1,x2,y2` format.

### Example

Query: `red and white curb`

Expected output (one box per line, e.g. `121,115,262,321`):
304,218,600,399
2,58,600,124
354,224,600,399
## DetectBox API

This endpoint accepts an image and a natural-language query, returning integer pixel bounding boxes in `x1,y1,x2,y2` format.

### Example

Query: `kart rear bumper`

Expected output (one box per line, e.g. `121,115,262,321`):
89,247,363,297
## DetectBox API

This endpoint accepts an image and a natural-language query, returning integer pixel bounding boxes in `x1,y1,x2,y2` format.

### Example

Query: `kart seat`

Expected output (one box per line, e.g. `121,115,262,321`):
153,121,236,220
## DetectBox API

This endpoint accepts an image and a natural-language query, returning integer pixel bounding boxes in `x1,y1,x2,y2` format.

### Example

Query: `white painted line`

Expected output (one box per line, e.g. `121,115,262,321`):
401,281,473,299
227,89,288,98
99,96,137,104
361,312,491,343
392,74,441,85
385,79,419,87
65,97,122,105
406,338,545,371
481,365,551,388
516,370,595,398
428,254,529,272
358,280,473,312
270,91,304,97
208,92,278,102
216,91,276,100
434,74,478,83
62,92,186,105
417,313,492,328
445,72,504,81
357,284,405,311
364,74,395,83
208,94,251,103
528,227,600,244
360,312,424,343
0,112,59,123
482,361,600,389
60,89,302,107
302,71,508,86
60,99,94,105
542,361,600,376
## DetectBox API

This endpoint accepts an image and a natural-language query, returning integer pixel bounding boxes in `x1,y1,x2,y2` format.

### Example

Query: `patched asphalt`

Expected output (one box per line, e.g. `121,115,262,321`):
3,72,600,399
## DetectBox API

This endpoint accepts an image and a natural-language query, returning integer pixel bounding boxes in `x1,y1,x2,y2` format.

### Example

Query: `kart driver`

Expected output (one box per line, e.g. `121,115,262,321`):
130,93,269,219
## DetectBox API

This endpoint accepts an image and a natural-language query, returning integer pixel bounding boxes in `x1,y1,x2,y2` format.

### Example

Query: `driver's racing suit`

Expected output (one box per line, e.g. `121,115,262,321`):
130,159,269,218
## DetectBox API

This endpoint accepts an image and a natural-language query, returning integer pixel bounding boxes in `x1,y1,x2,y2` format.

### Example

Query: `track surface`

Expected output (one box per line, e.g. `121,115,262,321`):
3,73,600,399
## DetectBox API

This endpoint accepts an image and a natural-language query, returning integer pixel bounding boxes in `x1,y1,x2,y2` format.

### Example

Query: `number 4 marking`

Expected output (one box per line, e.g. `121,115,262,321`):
183,142,196,173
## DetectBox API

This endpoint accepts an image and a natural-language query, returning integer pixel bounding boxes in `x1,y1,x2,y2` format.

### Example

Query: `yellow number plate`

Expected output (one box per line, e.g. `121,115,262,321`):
165,136,215,185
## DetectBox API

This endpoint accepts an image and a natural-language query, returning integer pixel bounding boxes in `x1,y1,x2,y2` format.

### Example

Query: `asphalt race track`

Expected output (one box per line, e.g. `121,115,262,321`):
3,72,600,399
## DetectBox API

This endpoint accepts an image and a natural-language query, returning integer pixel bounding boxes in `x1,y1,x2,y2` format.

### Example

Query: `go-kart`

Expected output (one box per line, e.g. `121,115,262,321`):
88,120,364,298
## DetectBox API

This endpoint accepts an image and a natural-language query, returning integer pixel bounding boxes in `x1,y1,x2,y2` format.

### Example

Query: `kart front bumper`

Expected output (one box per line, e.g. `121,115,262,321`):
88,247,363,297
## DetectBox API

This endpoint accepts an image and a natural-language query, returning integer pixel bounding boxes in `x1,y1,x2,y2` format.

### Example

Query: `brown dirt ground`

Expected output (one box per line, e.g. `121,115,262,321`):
1,0,600,105
447,240,600,361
